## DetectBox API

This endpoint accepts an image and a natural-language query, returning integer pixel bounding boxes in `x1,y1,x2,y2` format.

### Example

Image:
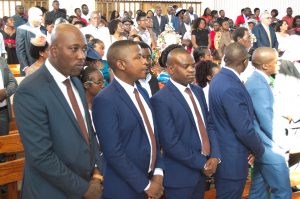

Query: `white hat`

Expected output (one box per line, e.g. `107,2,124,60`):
175,8,186,16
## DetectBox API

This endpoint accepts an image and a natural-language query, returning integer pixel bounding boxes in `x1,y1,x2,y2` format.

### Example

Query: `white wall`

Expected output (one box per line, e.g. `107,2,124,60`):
49,0,95,17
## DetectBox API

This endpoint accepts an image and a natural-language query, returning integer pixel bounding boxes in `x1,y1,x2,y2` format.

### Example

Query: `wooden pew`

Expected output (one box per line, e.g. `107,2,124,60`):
0,132,24,199
8,64,20,77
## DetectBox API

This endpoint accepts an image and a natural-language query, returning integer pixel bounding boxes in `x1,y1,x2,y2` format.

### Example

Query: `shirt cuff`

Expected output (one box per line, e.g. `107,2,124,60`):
153,168,164,176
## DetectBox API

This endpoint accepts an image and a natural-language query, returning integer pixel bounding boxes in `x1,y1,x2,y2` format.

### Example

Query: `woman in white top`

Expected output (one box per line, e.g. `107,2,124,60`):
275,20,290,53
106,19,127,51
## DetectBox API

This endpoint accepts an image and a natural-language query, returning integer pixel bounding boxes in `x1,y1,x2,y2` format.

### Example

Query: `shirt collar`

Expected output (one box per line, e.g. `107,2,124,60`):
255,69,270,84
139,73,152,83
223,66,243,82
45,59,69,83
114,75,137,94
170,78,191,93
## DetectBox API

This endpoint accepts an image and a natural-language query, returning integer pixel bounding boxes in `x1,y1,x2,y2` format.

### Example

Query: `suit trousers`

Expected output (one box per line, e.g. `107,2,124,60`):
248,162,292,199
0,107,9,135
165,177,206,199
215,178,247,199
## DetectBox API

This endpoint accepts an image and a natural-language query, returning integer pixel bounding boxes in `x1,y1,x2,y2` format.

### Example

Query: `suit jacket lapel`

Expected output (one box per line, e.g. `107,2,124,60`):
113,80,145,129
190,86,207,124
167,81,198,130
43,65,88,142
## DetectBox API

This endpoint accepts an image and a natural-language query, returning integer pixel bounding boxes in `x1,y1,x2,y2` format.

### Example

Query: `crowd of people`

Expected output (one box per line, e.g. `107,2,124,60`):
0,0,300,199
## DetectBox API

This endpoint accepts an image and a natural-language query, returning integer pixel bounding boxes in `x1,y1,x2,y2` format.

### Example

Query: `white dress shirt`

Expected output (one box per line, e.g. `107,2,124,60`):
170,78,206,144
223,65,243,82
45,60,88,131
138,73,152,97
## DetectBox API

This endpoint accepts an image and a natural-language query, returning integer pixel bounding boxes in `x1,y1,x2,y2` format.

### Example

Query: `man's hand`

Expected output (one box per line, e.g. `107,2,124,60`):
0,89,7,102
84,179,103,199
203,158,219,177
145,178,164,199
248,154,255,166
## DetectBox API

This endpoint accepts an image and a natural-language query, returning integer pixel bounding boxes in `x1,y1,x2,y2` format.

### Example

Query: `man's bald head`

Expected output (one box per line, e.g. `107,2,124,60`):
252,47,277,69
166,48,191,67
49,24,87,77
51,24,85,46
107,40,138,71
224,42,248,67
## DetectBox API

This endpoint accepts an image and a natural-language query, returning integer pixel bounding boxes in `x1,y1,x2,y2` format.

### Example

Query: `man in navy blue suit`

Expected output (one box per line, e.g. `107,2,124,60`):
151,48,220,199
245,47,291,199
92,40,164,199
252,11,278,50
209,42,265,199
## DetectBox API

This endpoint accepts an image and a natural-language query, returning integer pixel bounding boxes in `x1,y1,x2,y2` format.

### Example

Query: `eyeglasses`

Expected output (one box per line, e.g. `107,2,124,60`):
123,23,132,26
85,80,104,85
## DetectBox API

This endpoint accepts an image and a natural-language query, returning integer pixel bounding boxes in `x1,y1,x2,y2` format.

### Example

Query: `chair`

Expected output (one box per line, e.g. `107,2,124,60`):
0,131,24,199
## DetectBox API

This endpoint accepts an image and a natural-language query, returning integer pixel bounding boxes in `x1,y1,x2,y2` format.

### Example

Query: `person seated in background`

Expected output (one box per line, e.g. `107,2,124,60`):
291,15,300,35
191,18,211,49
26,36,48,76
89,38,112,87
195,60,220,106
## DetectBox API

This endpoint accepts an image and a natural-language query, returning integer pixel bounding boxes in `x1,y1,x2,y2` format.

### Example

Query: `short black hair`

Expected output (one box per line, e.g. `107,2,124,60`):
193,47,206,63
30,42,49,59
254,8,260,13
232,27,248,42
80,66,99,84
158,44,183,68
81,4,87,9
74,8,80,13
108,19,121,35
137,41,152,54
136,12,147,21
195,60,218,87
271,9,279,17
74,20,86,27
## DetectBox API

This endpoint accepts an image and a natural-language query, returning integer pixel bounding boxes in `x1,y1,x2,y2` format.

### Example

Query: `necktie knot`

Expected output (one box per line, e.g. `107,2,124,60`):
63,79,71,88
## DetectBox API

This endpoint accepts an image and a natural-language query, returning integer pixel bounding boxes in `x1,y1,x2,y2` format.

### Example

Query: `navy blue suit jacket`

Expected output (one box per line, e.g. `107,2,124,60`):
252,23,278,50
245,71,286,164
92,79,163,198
14,65,101,199
150,81,220,188
209,68,264,180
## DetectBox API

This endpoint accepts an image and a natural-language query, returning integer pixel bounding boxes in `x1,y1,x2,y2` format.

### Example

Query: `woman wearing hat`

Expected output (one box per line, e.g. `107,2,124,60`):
172,8,186,33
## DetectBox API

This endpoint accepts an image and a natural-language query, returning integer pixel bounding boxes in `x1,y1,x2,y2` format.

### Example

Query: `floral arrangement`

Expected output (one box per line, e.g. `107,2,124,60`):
249,32,257,43
156,24,181,52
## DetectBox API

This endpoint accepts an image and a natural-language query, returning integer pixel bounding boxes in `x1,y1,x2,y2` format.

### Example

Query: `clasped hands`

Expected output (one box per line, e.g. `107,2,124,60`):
145,175,164,199
84,168,103,199
203,158,219,177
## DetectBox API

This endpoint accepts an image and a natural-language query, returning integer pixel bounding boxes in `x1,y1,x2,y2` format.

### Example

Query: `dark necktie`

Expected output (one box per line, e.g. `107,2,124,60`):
185,88,210,155
133,88,157,170
63,79,89,145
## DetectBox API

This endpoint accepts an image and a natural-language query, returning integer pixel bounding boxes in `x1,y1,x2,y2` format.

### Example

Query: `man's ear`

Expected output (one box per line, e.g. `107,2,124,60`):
115,59,126,71
49,44,58,58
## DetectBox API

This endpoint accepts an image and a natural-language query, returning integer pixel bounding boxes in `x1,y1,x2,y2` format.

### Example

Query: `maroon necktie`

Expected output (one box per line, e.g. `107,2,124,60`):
185,88,210,155
63,79,89,145
134,88,157,170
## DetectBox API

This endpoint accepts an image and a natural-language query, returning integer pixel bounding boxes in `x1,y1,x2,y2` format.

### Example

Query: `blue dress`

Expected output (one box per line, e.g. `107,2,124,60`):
100,60,110,87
